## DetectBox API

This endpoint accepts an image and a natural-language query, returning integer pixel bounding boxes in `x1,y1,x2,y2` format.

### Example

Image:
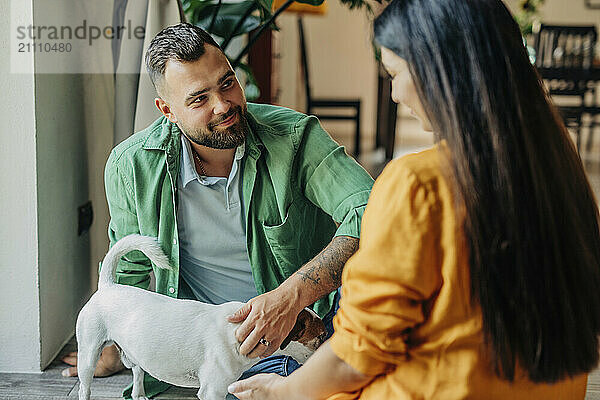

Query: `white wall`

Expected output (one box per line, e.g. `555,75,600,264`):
35,71,93,368
0,0,42,373
83,74,114,292
0,0,101,372
33,82,94,367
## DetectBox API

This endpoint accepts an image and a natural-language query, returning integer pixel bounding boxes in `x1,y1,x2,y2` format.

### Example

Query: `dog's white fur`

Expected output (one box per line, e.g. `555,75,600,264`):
76,234,314,400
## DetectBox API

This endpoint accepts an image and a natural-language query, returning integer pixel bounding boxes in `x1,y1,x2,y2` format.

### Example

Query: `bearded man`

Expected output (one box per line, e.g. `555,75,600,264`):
62,23,373,399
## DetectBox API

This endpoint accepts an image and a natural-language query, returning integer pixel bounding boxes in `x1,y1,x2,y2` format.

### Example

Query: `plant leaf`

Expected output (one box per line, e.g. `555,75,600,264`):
236,62,261,101
182,0,216,20
188,1,260,38
255,0,274,13
196,1,256,16
293,0,325,5
197,14,261,38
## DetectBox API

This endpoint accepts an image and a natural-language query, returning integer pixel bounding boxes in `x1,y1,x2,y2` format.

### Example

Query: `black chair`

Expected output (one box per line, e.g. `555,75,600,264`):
533,24,598,151
298,17,362,158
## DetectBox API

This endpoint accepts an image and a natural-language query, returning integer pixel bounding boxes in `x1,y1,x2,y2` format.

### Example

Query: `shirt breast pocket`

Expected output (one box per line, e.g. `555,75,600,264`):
262,203,301,275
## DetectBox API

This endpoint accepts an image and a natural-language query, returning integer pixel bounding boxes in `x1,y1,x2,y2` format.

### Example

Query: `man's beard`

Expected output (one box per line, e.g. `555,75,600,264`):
181,105,248,149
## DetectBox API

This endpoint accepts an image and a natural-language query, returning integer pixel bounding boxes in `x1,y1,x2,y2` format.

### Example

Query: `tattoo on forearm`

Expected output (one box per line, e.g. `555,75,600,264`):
296,236,359,290
297,264,322,285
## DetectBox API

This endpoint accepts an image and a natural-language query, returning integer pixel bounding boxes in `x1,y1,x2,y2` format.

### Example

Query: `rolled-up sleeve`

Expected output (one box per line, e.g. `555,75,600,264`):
329,158,443,376
104,151,152,289
295,116,373,239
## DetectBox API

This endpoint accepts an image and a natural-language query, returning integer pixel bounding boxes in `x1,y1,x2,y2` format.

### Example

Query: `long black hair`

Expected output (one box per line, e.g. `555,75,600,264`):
375,0,600,383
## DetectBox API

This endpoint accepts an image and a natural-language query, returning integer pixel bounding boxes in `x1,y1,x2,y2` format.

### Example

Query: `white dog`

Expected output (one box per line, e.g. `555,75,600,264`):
76,234,325,400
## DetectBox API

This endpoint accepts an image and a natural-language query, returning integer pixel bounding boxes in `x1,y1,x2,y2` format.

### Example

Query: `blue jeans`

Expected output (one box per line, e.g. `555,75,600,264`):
226,288,341,400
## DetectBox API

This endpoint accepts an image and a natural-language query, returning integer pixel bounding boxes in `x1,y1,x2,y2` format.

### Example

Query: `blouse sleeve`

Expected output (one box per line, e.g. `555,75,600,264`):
329,157,443,376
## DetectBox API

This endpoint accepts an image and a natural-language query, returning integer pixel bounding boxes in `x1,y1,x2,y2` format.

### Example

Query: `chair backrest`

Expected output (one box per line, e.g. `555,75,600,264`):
297,17,312,110
533,24,597,69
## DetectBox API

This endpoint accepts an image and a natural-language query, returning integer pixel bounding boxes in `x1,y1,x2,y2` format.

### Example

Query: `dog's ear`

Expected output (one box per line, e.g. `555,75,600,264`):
280,310,308,350
280,308,326,350
295,308,327,351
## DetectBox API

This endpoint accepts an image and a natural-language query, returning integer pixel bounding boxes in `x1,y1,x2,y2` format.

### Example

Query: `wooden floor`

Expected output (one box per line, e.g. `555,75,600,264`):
0,336,200,400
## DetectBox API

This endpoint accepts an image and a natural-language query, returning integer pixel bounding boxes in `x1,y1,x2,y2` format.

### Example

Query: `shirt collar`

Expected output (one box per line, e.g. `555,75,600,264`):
179,135,246,188
235,141,246,161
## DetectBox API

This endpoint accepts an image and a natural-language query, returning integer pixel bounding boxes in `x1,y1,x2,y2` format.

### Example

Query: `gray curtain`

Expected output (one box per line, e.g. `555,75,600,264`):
112,0,182,145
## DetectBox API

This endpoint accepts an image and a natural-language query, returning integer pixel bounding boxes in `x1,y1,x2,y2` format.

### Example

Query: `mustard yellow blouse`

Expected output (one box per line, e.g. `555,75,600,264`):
328,146,588,400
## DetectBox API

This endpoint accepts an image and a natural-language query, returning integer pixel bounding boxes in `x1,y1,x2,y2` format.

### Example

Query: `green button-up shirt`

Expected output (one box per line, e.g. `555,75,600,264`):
103,102,373,398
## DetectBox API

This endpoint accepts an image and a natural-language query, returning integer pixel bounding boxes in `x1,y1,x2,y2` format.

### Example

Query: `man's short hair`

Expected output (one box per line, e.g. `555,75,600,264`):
145,23,221,93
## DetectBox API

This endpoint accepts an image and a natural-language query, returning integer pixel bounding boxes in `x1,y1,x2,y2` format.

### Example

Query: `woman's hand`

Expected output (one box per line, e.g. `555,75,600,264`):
228,342,373,400
228,373,300,400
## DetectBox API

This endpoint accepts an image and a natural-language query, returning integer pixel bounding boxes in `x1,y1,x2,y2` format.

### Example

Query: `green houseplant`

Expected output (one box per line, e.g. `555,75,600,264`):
513,0,546,64
514,0,546,36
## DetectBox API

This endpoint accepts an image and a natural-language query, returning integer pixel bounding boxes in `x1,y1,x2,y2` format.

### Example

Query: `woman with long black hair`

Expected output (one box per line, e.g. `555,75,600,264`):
228,0,600,398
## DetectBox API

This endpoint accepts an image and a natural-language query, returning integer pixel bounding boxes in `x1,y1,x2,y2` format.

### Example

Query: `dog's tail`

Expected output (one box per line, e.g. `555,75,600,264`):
98,234,172,288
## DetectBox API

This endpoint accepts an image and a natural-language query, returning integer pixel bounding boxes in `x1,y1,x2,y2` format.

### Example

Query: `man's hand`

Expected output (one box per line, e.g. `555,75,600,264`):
61,344,125,377
227,287,303,359
228,236,358,359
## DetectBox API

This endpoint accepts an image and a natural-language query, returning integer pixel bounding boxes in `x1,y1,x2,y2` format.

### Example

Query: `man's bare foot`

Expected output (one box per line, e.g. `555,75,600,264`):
61,344,125,377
